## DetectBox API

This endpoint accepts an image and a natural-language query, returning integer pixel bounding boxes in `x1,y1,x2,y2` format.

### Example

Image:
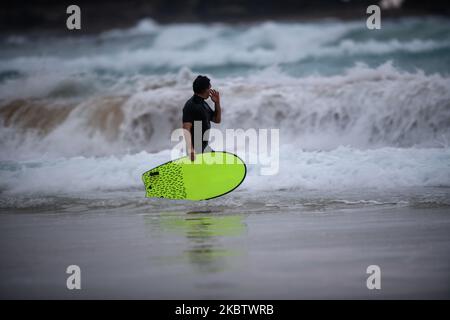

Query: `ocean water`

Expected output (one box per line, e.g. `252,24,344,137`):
0,17,450,211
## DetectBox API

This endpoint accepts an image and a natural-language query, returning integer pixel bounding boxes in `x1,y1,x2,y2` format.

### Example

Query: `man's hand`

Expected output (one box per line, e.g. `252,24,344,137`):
189,149,196,162
209,89,220,104
209,89,222,123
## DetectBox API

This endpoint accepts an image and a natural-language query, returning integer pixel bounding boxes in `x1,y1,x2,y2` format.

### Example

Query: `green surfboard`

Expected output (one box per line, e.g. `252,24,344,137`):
142,151,246,200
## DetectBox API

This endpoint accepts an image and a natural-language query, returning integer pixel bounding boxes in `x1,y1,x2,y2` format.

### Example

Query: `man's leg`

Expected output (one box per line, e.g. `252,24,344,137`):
203,144,215,153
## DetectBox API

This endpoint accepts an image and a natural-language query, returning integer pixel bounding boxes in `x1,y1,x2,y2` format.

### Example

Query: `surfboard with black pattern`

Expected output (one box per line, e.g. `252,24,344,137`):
142,151,246,200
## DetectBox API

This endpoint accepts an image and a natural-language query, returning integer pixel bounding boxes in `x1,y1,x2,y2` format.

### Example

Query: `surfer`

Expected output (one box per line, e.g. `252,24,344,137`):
182,75,221,161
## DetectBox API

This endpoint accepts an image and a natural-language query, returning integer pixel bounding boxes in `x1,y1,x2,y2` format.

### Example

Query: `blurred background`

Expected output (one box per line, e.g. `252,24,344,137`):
0,0,449,207
1,0,450,33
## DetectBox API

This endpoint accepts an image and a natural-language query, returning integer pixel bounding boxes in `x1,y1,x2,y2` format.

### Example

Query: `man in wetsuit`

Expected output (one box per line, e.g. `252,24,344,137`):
182,75,221,161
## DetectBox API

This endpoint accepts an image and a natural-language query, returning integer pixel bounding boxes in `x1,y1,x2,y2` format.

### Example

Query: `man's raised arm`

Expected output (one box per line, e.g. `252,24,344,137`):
210,89,221,123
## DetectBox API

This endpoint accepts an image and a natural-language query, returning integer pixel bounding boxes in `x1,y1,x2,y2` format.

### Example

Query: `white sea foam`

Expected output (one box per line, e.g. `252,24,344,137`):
0,147,448,197
100,18,160,38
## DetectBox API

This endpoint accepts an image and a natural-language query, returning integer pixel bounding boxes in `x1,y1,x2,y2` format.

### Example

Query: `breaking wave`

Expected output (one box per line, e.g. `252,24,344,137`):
1,64,449,160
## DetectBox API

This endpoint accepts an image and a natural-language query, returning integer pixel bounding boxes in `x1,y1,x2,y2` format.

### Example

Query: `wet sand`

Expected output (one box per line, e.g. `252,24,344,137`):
1,204,449,299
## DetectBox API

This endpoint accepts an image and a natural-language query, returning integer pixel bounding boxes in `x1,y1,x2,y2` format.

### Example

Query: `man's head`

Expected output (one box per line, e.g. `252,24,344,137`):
193,75,211,98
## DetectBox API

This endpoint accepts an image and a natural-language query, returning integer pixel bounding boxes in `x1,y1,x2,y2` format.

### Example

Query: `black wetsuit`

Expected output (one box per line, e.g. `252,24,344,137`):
182,95,215,153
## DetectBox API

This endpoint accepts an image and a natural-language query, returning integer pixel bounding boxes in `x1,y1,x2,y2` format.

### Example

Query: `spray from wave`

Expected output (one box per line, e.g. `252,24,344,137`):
1,63,449,160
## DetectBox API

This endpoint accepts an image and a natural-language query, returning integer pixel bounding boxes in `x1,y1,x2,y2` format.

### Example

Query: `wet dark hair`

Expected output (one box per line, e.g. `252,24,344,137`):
193,75,211,94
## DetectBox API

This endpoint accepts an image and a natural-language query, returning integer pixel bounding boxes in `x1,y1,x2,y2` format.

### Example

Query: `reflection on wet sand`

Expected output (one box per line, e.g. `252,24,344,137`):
144,212,246,273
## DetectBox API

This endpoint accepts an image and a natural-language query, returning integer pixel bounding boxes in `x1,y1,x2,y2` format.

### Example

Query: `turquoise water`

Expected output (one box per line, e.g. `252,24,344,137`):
1,18,450,85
